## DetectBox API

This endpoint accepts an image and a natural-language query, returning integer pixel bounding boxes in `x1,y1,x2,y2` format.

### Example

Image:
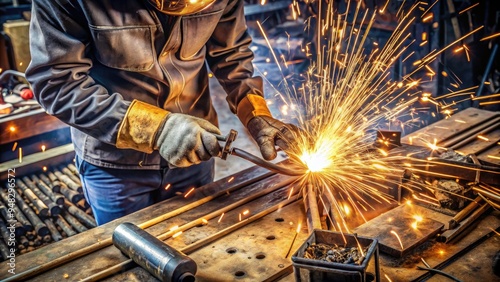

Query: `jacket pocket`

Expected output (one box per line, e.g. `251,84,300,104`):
89,25,155,72
180,9,224,59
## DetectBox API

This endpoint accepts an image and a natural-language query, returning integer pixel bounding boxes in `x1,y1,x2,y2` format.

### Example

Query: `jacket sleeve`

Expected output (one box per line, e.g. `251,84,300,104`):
205,0,272,126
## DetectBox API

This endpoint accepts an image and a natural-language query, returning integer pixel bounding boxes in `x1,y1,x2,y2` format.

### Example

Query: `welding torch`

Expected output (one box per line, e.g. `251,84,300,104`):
215,129,306,176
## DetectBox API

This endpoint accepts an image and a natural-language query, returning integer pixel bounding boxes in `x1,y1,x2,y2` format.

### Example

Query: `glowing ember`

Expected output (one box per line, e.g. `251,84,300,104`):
184,187,195,198
218,213,224,223
164,184,171,190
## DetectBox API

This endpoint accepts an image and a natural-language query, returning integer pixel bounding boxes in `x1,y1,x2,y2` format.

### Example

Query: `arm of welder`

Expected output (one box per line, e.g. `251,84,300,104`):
26,0,130,146
205,0,296,160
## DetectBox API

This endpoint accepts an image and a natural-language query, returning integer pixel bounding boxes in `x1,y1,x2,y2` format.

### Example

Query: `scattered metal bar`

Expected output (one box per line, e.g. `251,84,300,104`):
63,199,96,228
448,196,482,229
11,189,49,237
0,190,30,235
437,203,490,243
55,215,76,238
16,179,49,217
62,212,87,233
44,219,63,242
39,173,61,193
21,176,61,216
53,170,82,193
61,167,81,186
30,175,65,206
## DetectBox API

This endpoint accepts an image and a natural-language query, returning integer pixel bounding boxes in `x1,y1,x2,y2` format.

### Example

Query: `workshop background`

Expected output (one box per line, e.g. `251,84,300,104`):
0,0,500,282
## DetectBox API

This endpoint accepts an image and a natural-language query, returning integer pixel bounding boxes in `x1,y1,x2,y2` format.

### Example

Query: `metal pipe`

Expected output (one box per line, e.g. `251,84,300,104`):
3,170,276,281
54,170,82,193
62,212,87,233
303,183,322,233
448,196,482,229
113,223,197,282
437,203,490,243
21,176,61,217
31,175,65,206
10,190,49,237
63,199,97,228
231,148,307,176
55,215,76,237
39,173,61,193
16,179,49,217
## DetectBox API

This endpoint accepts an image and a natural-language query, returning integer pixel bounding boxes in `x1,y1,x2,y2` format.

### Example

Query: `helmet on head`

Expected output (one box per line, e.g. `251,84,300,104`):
148,0,215,15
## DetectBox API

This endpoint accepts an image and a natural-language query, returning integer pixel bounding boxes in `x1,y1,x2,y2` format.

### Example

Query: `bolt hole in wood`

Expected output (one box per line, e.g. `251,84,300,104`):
266,235,276,240
275,217,284,222
226,247,237,254
234,271,246,278
255,253,266,259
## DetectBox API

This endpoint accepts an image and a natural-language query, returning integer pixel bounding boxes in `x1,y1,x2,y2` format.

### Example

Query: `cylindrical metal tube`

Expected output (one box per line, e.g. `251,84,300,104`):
112,222,197,282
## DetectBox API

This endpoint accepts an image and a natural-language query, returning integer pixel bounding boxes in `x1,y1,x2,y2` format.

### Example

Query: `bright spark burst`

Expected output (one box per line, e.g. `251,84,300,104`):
257,0,499,233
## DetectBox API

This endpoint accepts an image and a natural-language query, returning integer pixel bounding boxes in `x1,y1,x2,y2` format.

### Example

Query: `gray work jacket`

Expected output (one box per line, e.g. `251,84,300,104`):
26,0,263,169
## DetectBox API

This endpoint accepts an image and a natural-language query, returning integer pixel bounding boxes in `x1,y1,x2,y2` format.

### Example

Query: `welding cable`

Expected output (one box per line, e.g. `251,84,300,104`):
231,147,307,176
416,266,463,282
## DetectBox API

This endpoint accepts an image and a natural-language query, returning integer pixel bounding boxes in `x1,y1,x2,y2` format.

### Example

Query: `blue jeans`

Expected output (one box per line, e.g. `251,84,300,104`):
75,156,214,225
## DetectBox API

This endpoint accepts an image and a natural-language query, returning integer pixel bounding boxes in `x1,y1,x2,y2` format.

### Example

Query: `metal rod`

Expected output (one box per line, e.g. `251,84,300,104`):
21,176,61,217
303,183,322,233
11,189,49,237
440,116,500,148
63,199,97,228
3,170,276,282
450,122,499,150
81,195,301,282
39,173,61,193
16,179,49,217
31,175,65,206
62,212,88,233
44,219,63,242
437,203,490,243
54,170,82,193
448,196,482,229
231,148,307,176
61,167,82,186
55,215,76,237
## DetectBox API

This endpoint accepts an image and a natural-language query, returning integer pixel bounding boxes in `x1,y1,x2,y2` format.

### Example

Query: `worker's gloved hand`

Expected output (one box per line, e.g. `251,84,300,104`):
155,113,221,167
247,116,297,160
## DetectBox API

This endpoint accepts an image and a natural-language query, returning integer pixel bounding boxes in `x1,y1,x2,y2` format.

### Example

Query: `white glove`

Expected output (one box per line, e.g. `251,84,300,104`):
155,113,221,167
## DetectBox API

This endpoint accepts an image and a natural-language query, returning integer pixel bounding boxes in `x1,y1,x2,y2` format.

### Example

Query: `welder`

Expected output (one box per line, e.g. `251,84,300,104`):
25,0,295,225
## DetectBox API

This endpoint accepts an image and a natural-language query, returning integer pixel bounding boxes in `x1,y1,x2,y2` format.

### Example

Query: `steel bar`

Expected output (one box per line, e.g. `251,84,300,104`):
303,183,322,233
21,176,61,216
81,195,301,282
0,238,8,261
440,116,500,148
63,199,96,228
44,219,62,242
473,187,500,203
3,170,276,282
437,203,490,243
16,179,49,217
10,190,49,237
67,164,78,175
449,196,483,229
39,173,61,193
450,122,499,150
54,169,82,193
61,167,81,186
59,182,83,204
231,148,307,176
0,218,11,247
0,201,26,236
55,215,76,237
62,212,88,233
30,175,65,206
0,190,30,234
